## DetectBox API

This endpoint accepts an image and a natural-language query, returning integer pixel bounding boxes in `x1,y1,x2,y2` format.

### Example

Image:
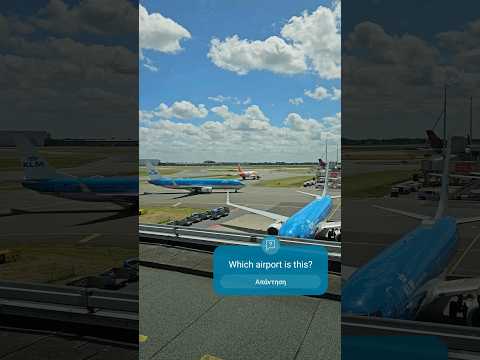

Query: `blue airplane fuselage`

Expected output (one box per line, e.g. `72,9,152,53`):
279,195,333,238
342,216,458,319
149,177,244,190
22,176,138,205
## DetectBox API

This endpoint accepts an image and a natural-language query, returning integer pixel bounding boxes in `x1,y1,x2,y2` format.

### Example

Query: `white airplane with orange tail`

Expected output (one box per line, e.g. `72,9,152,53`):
237,164,260,180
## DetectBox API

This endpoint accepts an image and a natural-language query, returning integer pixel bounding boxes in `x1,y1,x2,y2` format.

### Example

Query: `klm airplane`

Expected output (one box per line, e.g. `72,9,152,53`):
226,162,341,239
147,162,244,194
343,139,480,320
15,136,138,208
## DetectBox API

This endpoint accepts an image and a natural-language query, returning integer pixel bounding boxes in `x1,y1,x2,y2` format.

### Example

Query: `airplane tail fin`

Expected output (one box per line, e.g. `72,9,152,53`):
434,136,452,221
322,164,330,197
426,130,443,149
146,161,162,180
237,164,243,173
322,142,329,197
14,135,66,180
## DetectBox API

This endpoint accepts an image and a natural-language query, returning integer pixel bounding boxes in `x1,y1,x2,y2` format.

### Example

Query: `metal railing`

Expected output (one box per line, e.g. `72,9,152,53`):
342,315,480,354
0,280,138,329
139,223,341,262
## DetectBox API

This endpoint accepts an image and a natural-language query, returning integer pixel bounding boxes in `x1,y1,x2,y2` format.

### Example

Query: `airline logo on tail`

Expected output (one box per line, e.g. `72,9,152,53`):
146,162,160,177
23,156,46,168
318,158,326,169
426,130,444,149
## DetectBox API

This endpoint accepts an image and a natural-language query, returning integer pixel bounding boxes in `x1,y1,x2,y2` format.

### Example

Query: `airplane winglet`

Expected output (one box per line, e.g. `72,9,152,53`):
373,205,430,221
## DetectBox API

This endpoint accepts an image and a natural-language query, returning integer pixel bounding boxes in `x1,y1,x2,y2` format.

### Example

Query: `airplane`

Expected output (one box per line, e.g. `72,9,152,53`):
147,162,244,194
343,138,480,321
237,164,260,180
425,129,444,151
425,129,480,154
226,162,341,240
14,135,138,208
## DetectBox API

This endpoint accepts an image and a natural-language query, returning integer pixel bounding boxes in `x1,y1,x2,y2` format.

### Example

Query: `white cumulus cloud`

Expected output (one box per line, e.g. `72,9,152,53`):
208,95,252,105
139,4,191,54
211,104,270,131
155,101,208,120
207,3,340,79
140,104,340,162
281,3,340,79
304,86,340,101
289,97,304,105
208,35,307,75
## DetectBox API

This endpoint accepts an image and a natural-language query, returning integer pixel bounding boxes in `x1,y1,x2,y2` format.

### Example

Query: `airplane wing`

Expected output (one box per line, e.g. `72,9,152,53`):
456,216,480,224
297,190,341,199
226,192,288,222
433,277,480,298
373,205,431,221
319,221,341,229
297,191,320,198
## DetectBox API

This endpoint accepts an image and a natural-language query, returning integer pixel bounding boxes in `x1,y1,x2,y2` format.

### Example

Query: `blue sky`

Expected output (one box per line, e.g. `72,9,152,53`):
140,0,341,162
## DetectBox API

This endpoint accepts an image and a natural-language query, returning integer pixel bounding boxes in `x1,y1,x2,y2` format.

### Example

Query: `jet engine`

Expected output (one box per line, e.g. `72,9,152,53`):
199,187,213,193
267,222,282,235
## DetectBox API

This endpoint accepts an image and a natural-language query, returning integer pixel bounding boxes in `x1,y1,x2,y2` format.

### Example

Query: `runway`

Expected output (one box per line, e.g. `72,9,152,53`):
0,147,138,284
0,188,137,248
140,181,341,234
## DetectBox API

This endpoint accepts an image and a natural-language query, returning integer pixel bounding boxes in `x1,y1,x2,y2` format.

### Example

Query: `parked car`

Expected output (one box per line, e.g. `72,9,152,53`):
208,209,223,220
417,190,440,201
197,212,211,221
390,188,399,197
186,213,203,223
219,206,230,216
123,258,139,271
170,218,193,226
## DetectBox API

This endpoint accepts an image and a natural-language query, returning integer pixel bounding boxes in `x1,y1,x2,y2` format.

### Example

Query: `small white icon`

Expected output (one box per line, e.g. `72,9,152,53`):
266,239,276,250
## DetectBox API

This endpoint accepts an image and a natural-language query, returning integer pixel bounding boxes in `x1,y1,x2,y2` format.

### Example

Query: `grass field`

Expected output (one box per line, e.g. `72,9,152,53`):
0,182,22,191
255,175,315,188
0,244,137,284
139,206,208,224
343,170,415,198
